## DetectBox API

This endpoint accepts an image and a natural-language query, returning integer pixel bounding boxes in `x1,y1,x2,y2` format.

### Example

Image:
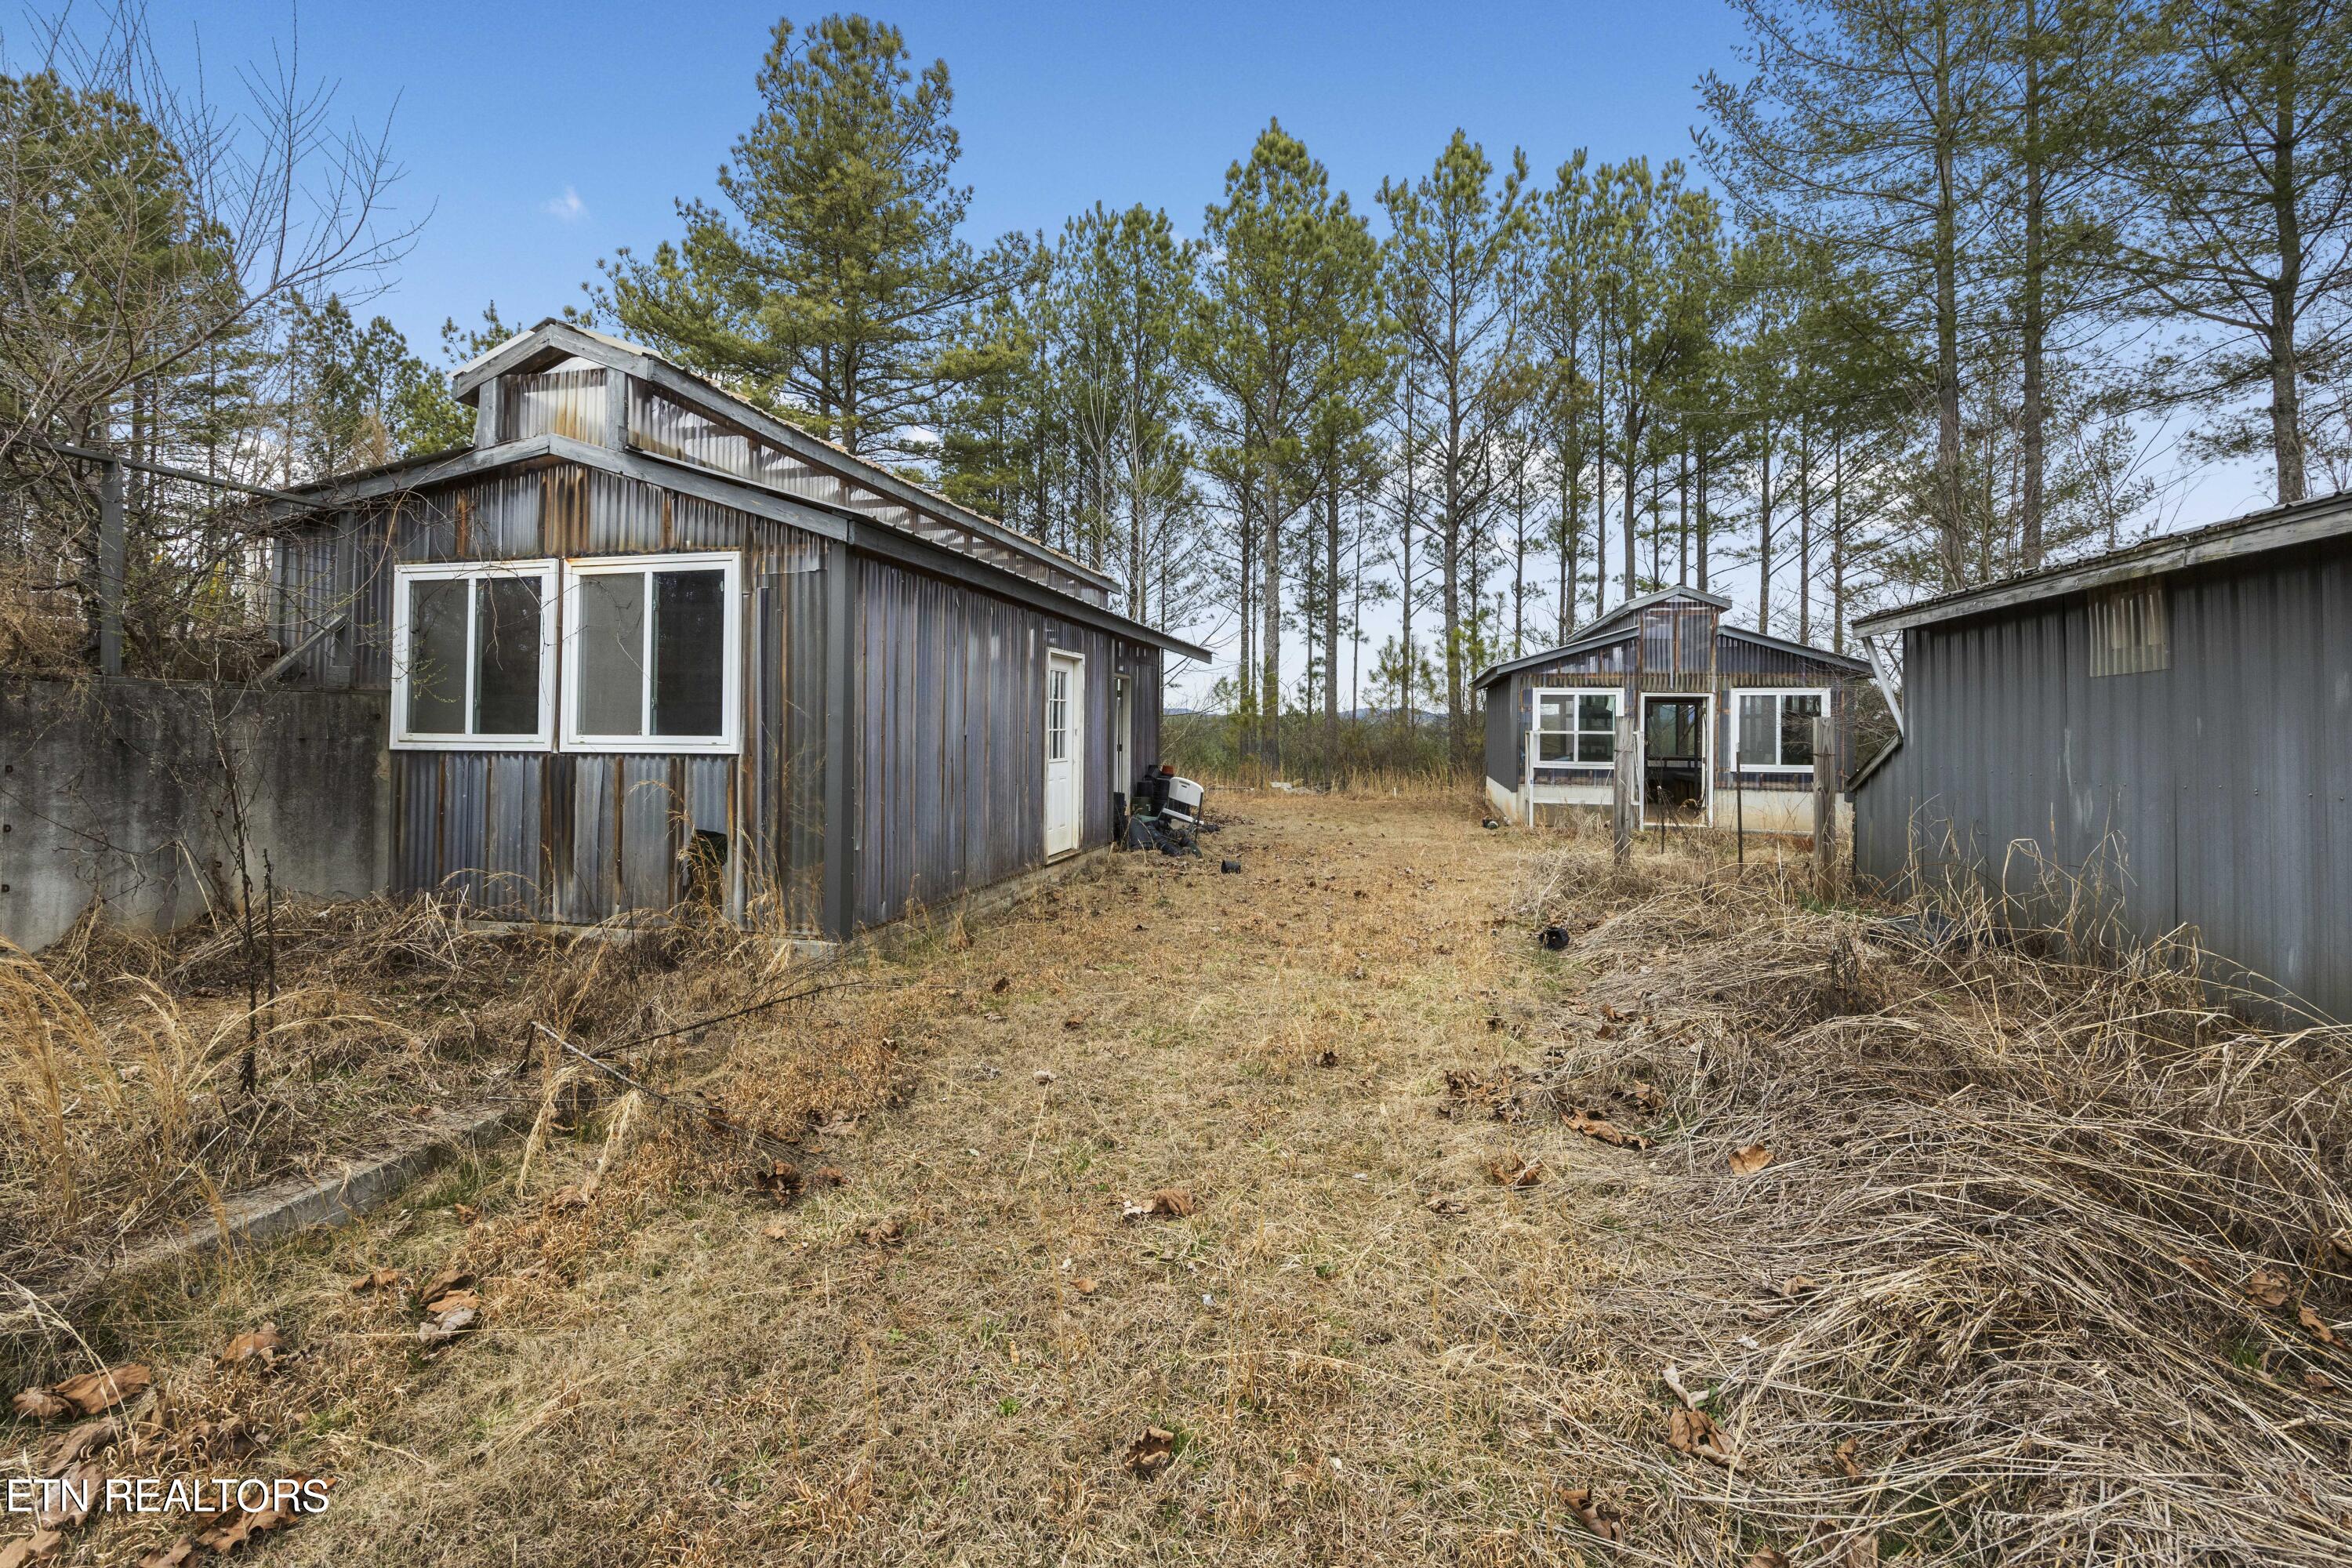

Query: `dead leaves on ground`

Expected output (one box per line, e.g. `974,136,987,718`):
1486,1152,1544,1188
12,1363,150,1421
217,1326,286,1372
1121,1426,1177,1479
1120,1189,1197,1221
1665,1403,1740,1468
1729,1142,1776,1176
1568,1110,1653,1151
348,1267,401,1295
0,1530,63,1567
1557,1485,1624,1542
2245,1265,2292,1308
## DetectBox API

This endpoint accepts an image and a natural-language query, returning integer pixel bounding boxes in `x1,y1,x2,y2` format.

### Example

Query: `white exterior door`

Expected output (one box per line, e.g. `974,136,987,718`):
1044,651,1084,857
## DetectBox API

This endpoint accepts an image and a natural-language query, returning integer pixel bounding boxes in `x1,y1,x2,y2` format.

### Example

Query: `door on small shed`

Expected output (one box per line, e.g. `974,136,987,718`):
1044,650,1085,858
1639,694,1711,827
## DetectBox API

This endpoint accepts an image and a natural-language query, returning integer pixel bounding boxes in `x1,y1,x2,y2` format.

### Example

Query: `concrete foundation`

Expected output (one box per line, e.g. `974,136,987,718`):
0,677,390,951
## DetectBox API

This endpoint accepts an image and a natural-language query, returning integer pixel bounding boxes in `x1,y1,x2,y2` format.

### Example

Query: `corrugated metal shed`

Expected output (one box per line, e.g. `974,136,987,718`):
265,322,1203,942
1477,590,1868,819
1853,517,2352,1020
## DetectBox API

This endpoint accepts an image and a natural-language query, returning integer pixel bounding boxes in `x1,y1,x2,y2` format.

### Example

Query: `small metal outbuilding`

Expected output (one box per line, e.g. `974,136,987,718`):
265,320,1207,942
1850,495,2352,1018
1475,587,1869,836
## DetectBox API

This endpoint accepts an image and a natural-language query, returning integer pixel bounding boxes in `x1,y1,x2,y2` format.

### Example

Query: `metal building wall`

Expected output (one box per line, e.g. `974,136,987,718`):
1484,671,1520,788
849,555,1160,932
293,459,837,933
1853,541,2352,1018
278,455,1172,941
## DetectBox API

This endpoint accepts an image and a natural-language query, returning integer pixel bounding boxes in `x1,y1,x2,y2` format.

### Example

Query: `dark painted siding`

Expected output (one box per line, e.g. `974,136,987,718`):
1853,541,2352,1018
1483,672,1519,787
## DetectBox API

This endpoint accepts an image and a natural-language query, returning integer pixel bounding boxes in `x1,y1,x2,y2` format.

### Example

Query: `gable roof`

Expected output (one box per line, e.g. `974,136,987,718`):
1471,586,1864,691
270,321,1214,663
450,319,1117,597
1855,488,2352,637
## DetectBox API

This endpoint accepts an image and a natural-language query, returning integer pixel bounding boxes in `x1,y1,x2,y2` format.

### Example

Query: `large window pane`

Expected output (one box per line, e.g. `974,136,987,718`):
1737,695,1777,767
1781,695,1822,768
578,572,648,736
652,569,726,738
405,579,468,735
1577,695,1614,734
474,577,543,735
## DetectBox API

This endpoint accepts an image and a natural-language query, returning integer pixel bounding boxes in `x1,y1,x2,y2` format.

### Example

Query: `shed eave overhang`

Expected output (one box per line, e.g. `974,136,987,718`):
1856,491,2352,637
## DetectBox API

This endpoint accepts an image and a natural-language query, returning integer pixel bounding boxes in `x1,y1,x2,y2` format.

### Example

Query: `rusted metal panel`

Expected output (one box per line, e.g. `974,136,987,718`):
483,753,543,916
561,757,615,923
500,367,608,445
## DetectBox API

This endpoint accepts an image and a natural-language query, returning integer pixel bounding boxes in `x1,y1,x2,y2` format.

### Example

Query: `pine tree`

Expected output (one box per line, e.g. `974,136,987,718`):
598,14,1026,458
1377,130,1534,762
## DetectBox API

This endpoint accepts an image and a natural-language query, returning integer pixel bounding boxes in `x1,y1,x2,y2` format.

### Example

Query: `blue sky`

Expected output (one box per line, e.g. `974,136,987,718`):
39,2,2263,695
120,1,1751,357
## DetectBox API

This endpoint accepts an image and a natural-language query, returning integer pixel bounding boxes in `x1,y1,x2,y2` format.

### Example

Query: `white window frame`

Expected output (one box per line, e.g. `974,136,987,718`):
559,550,744,755
1530,688,1620,770
1731,687,1828,773
389,558,558,751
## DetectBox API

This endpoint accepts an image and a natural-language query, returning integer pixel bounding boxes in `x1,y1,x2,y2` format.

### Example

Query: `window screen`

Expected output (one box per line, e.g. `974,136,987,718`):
575,573,647,737
652,569,726,737
396,566,552,744
405,579,469,735
1576,695,1617,762
1738,691,1827,768
474,577,544,735
568,555,737,749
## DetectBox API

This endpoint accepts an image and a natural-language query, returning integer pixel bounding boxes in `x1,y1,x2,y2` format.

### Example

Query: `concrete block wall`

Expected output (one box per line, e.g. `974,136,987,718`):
0,678,390,951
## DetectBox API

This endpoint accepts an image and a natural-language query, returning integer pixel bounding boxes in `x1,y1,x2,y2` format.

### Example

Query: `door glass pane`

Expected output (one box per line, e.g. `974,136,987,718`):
577,572,647,736
1782,695,1822,768
652,568,725,738
474,576,543,735
1737,695,1777,767
1048,669,1068,760
405,579,467,734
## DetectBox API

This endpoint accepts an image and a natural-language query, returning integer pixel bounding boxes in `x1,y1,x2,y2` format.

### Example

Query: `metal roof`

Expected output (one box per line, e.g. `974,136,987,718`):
1470,586,1862,691
448,320,1120,597
1855,488,2352,637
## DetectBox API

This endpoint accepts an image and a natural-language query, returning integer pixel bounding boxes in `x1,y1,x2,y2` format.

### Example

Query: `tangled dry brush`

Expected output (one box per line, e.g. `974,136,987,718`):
1511,843,2352,1566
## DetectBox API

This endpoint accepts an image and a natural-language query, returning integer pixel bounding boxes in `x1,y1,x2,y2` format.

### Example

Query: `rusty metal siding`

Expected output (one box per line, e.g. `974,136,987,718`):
276,450,1167,938
341,464,833,930
848,556,1155,932
1853,540,2352,1019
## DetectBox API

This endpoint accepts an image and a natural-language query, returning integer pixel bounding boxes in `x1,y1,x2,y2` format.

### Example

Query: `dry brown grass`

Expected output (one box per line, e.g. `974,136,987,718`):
1514,842,2352,1566
2,892,817,1331
8,797,2346,1566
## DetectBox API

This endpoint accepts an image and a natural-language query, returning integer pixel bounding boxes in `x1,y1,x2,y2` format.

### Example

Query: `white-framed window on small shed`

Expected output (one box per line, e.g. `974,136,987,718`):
2089,582,2169,677
561,551,743,754
1532,690,1619,767
1047,665,1071,761
390,559,558,750
1733,689,1827,771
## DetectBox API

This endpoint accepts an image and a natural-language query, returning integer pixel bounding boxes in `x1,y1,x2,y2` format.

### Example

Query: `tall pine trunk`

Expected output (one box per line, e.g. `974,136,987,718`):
1933,13,1968,586
2020,0,2047,568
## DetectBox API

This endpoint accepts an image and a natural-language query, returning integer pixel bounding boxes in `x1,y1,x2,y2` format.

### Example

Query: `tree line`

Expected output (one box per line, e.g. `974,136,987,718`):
8,4,2352,774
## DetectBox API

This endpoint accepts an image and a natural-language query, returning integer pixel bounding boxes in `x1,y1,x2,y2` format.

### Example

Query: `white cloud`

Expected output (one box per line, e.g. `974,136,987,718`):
542,186,586,222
